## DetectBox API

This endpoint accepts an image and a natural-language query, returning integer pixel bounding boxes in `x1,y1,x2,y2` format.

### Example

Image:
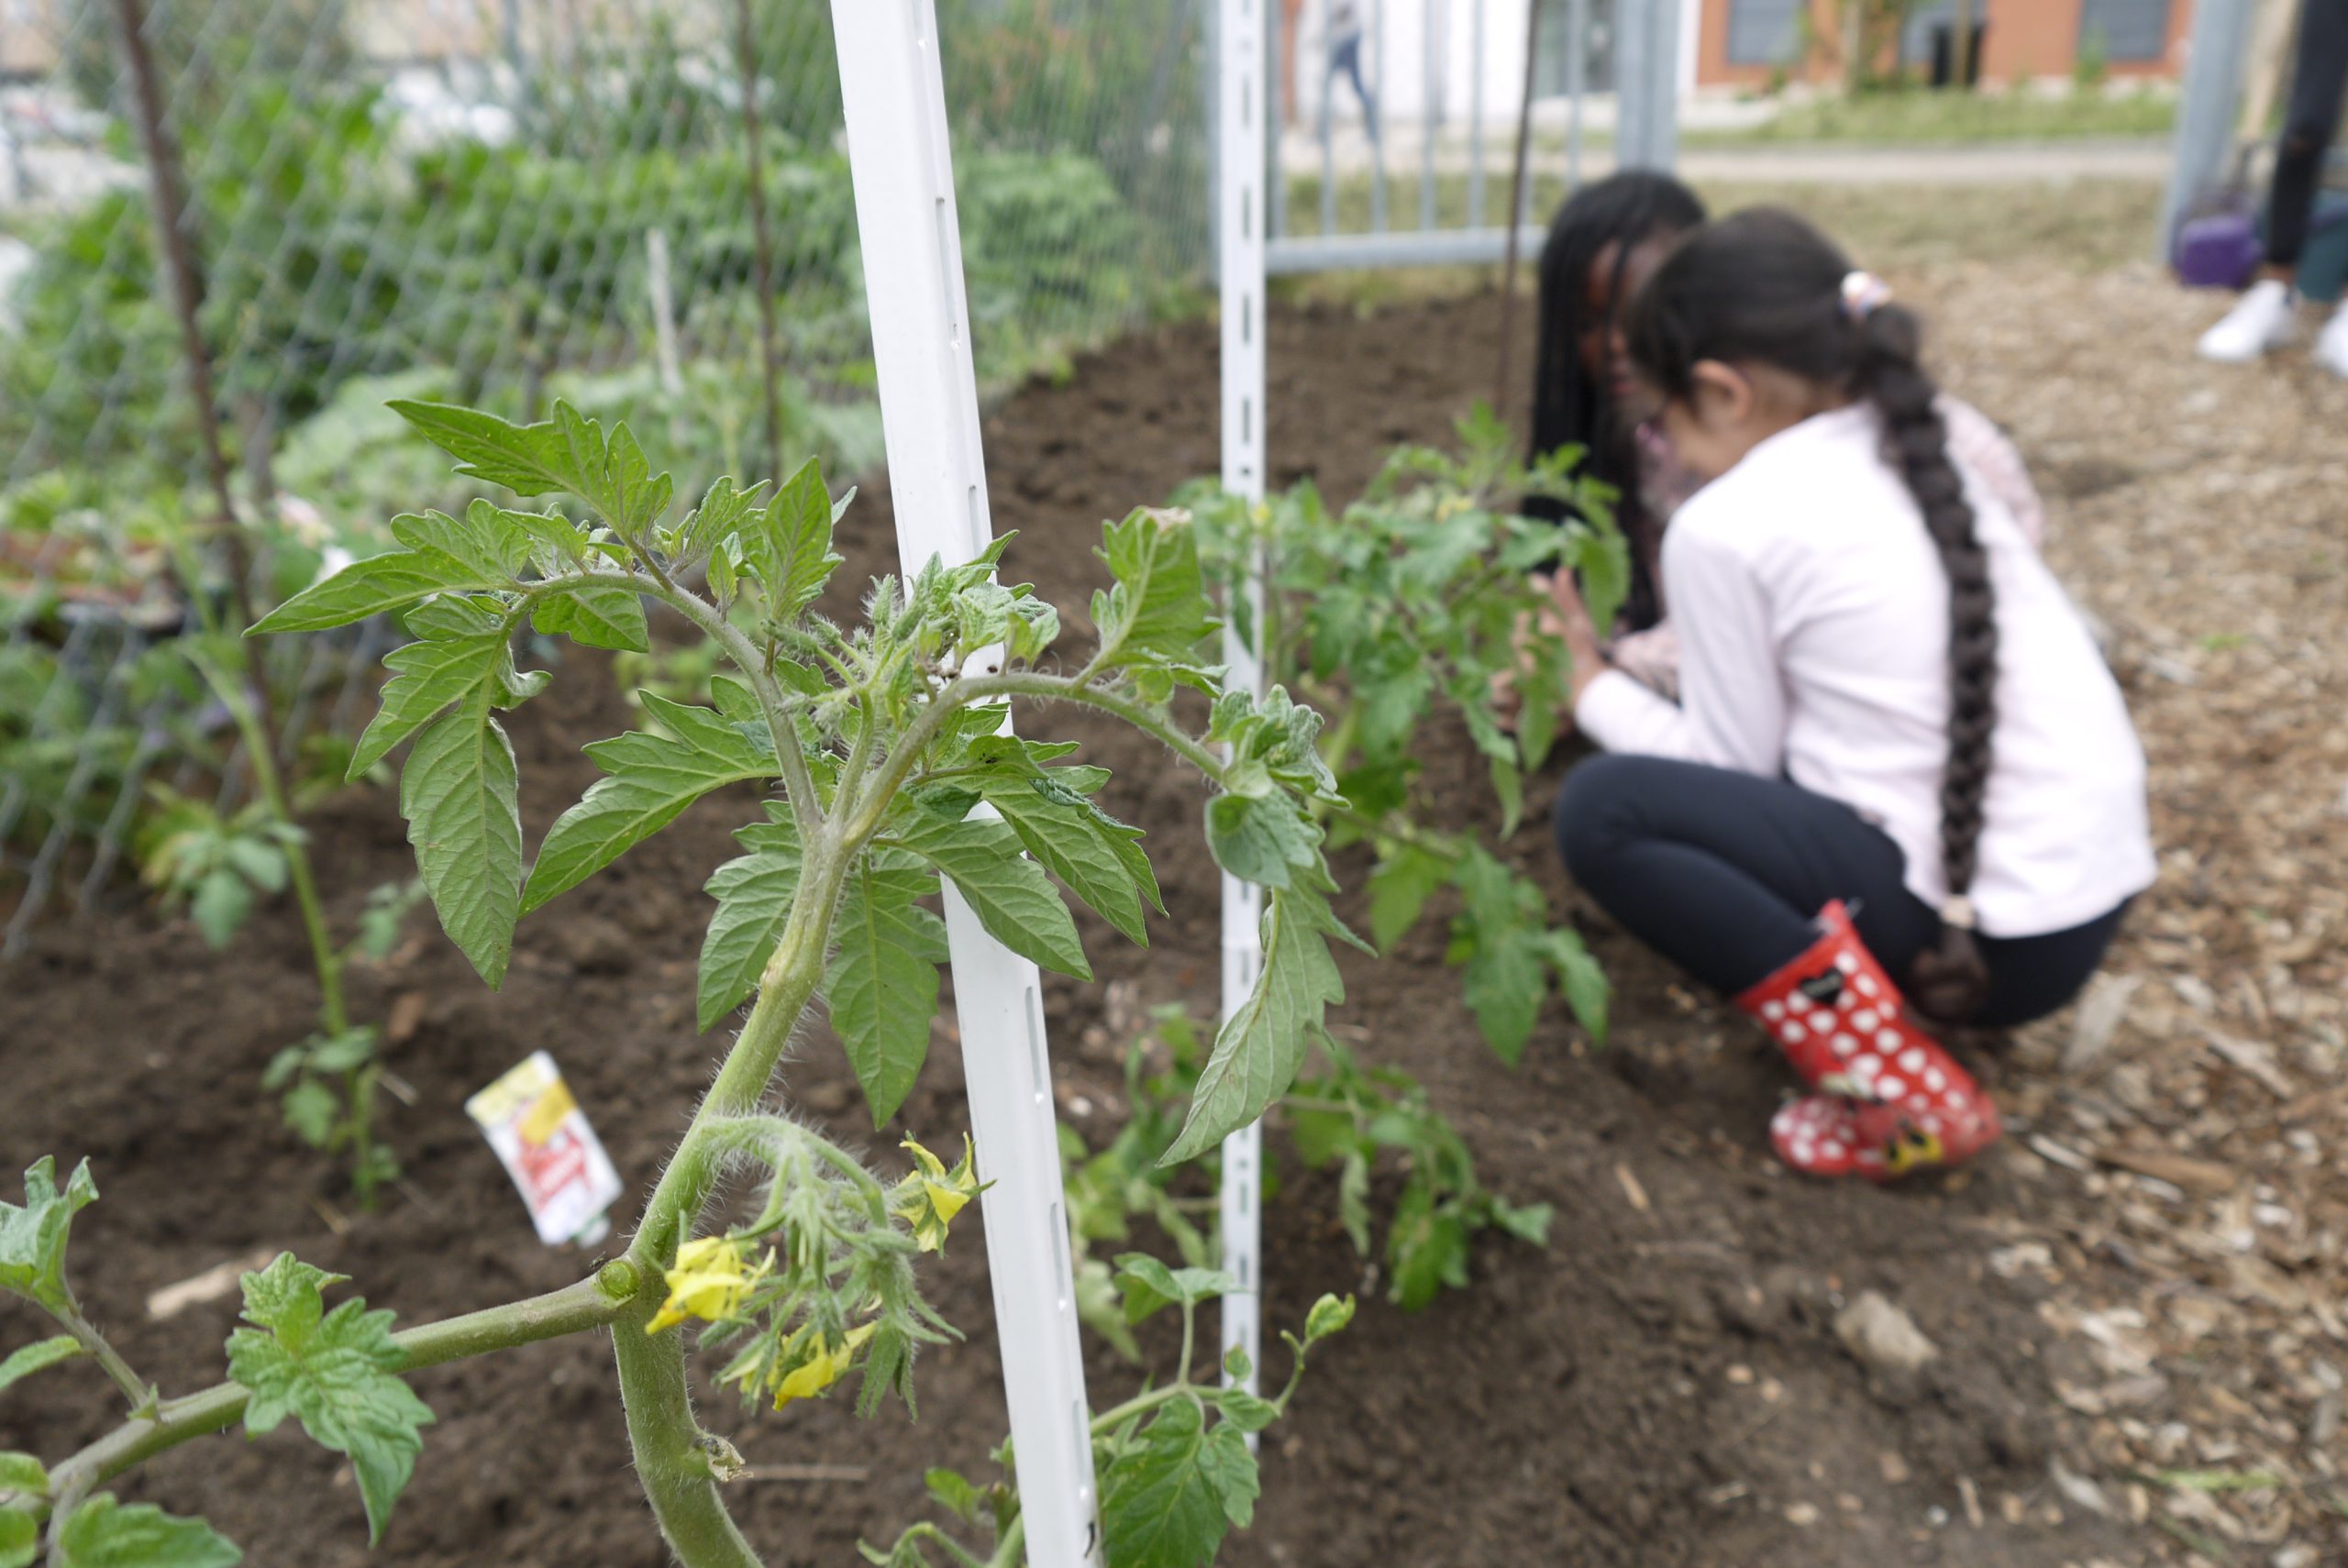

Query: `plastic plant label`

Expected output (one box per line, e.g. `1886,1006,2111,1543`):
464,1052,623,1246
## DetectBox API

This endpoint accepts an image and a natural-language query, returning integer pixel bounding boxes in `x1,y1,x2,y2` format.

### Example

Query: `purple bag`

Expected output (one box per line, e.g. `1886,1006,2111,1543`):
2173,206,2265,291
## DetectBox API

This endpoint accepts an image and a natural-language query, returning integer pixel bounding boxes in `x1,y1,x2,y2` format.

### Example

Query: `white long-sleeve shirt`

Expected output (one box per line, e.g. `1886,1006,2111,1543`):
1575,403,2154,938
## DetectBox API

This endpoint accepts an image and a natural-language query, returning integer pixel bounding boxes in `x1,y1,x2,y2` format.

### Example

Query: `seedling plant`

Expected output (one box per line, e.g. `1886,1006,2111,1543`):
1187,408,1622,1064
1064,1006,1550,1342
1,401,1359,1568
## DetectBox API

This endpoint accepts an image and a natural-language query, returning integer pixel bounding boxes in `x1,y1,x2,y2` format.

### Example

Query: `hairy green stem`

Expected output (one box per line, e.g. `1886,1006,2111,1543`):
52,1298,151,1414
645,572,827,842
35,1274,632,1528
608,845,847,1568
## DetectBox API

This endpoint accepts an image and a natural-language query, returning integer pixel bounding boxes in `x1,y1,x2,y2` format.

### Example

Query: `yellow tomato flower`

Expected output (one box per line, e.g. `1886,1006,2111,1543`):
770,1321,878,1411
894,1135,981,1254
645,1234,771,1335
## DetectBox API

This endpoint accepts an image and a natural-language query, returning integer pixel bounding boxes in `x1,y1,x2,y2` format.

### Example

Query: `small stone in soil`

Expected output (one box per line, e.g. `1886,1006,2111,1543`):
1783,1502,1820,1527
1835,1291,1940,1375
1879,1451,1911,1485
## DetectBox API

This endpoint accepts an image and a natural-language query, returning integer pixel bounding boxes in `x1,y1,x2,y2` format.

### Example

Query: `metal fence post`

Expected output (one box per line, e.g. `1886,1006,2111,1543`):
828,5,1104,1562
2158,0,2258,260
1215,0,1270,1432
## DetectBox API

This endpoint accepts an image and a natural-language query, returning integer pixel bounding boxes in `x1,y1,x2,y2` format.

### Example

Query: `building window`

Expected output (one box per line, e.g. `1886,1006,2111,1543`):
1726,0,1803,67
2079,0,2175,63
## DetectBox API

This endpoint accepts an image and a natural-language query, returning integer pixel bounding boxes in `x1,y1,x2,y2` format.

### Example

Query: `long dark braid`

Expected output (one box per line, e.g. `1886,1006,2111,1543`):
1525,172,1705,632
1623,207,1998,1021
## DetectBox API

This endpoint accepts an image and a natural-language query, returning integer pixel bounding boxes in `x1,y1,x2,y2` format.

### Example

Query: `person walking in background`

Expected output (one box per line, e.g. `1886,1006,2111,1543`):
1324,0,1379,144
2198,0,2348,375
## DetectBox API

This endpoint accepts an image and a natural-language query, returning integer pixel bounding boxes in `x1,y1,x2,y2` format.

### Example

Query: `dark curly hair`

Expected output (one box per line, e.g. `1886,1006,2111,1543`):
1622,207,1997,1022
1525,171,1706,632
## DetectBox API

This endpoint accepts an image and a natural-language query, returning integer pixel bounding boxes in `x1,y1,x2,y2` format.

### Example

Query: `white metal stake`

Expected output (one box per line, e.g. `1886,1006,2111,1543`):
1216,0,1269,1428
828,6,1102,1563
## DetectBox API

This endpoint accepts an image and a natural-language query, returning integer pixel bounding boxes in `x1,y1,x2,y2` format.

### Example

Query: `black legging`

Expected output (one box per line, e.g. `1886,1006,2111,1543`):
2271,0,2348,269
1556,755,2128,1030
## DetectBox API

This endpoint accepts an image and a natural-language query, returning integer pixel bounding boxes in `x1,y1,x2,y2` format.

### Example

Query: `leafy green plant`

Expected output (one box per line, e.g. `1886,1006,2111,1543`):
1187,409,1618,1066
865,1274,1355,1568
6,401,1360,1565
1064,1006,1548,1337
133,786,305,950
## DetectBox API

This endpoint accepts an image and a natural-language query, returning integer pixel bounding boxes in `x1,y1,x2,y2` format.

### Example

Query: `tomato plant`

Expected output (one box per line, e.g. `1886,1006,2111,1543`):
1,401,1358,1567
1063,1006,1548,1335
1186,408,1623,1064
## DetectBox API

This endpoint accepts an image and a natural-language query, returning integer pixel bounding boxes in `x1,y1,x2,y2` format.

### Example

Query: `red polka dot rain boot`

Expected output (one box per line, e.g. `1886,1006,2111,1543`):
1732,901,2001,1182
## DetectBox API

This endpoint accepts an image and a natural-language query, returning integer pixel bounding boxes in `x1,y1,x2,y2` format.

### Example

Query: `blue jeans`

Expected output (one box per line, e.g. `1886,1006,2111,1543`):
1325,37,1378,140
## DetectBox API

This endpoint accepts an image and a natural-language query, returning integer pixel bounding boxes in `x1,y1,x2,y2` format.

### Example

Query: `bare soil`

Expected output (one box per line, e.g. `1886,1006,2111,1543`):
8,259,2341,1567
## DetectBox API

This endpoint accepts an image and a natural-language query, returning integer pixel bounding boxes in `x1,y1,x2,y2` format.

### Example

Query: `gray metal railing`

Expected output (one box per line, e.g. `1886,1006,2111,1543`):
1254,0,1679,275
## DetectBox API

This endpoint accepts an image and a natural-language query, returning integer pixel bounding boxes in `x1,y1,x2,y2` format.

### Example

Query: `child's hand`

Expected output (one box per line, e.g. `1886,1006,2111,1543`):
1490,588,1580,738
1546,572,1611,707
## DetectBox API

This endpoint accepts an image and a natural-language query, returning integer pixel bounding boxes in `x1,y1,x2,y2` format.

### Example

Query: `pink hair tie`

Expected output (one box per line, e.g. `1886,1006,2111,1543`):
1840,271,1894,322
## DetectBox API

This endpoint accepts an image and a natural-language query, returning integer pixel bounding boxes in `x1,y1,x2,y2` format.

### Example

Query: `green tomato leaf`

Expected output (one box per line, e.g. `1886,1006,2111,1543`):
190,868,254,950
399,698,524,988
227,1255,434,1547
281,1081,339,1147
390,399,616,514
825,856,950,1127
1213,1387,1279,1436
0,1156,98,1315
54,1496,239,1568
1101,1397,1250,1568
0,1456,40,1501
891,805,1091,979
1493,1199,1555,1245
697,813,803,1031
747,458,845,621
924,1468,980,1524
1544,927,1611,1045
1366,843,1448,953
248,547,495,635
530,580,649,653
1453,849,1552,1066
0,1506,36,1568
972,766,1158,946
523,695,777,913
1202,791,1320,892
1302,1292,1356,1348
349,625,530,779
1387,1187,1470,1311
1112,1254,1237,1325
0,1336,79,1397
1091,507,1220,670
1160,888,1351,1165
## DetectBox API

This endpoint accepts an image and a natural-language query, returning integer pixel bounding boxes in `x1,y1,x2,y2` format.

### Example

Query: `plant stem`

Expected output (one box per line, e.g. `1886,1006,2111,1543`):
646,574,826,842
606,845,846,1568
983,1515,1026,1568
193,652,347,1035
37,1273,632,1527
1176,1297,1197,1386
53,1299,151,1412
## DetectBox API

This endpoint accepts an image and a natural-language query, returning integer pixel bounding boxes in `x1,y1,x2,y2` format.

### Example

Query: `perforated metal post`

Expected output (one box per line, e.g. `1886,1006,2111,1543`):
828,6,1103,1563
1217,0,1269,1427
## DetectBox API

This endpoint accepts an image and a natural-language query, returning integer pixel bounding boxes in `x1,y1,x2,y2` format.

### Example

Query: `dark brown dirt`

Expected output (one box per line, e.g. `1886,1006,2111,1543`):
2,293,2146,1567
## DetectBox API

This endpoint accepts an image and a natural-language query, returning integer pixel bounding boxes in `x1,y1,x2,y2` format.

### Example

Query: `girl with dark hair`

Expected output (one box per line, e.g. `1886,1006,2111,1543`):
1546,209,2154,1183
1522,173,2044,703
1526,171,1708,648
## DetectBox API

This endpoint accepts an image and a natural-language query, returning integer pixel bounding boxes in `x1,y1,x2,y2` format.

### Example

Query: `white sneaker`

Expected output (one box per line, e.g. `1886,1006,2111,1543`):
2315,308,2348,379
2197,278,2298,363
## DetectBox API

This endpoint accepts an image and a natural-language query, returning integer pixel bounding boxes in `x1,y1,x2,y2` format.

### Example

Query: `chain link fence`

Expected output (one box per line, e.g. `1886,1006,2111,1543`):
0,0,1211,952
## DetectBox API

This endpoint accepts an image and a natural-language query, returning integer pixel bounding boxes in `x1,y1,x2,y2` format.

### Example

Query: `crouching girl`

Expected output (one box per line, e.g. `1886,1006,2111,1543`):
1549,209,2154,1182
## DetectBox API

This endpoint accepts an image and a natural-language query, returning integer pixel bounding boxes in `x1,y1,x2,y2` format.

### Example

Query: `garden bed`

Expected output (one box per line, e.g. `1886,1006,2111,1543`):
7,269,2339,1567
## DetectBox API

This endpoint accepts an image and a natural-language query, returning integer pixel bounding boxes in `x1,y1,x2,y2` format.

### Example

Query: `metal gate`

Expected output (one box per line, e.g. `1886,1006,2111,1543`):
1232,0,1682,274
